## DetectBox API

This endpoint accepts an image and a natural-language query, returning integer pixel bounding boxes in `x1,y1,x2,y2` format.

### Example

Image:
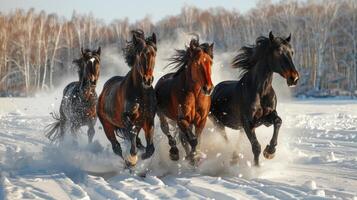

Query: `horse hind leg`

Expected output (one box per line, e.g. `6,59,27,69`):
209,114,228,142
158,112,179,161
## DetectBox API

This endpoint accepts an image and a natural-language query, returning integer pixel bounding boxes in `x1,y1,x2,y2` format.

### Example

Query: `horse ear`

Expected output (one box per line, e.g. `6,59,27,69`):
151,33,157,44
208,43,214,58
269,31,274,41
96,46,101,55
286,33,291,43
189,39,198,49
81,47,85,56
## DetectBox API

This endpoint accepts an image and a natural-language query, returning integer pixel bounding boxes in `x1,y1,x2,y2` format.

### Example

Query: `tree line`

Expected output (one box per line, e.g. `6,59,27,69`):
0,0,356,97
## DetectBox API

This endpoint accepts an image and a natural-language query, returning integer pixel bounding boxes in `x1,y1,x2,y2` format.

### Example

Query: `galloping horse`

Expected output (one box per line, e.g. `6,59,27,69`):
97,30,157,167
210,32,299,166
46,47,101,143
155,36,214,165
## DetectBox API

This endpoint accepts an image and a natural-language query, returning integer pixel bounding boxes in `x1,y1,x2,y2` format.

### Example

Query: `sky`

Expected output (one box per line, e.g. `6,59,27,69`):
0,0,260,23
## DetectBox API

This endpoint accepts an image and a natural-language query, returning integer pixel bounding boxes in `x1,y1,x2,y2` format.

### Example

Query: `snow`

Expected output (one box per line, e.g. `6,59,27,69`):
1,96,357,199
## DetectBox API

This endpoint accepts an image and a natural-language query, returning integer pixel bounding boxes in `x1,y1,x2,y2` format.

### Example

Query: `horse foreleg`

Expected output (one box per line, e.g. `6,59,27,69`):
122,102,140,166
101,119,123,158
188,119,207,165
141,120,155,160
136,134,145,151
179,129,191,161
177,106,197,165
158,112,179,161
263,111,282,159
242,118,261,166
126,127,139,167
87,119,96,143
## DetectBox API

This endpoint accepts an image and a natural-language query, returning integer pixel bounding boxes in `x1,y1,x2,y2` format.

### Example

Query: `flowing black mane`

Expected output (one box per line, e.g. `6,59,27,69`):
123,29,157,68
232,35,289,71
231,36,271,70
167,36,213,76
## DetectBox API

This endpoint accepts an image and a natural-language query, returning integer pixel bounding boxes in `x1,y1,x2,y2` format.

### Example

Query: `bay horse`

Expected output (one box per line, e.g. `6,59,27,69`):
46,47,101,143
210,32,299,166
97,30,157,167
155,36,214,165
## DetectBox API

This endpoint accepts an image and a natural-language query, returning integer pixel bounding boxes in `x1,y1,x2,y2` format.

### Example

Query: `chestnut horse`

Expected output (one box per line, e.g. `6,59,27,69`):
210,32,299,166
97,30,157,167
46,47,101,143
155,36,214,165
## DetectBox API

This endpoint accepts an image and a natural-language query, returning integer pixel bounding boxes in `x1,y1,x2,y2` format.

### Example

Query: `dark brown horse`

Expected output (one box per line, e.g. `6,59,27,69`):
155,36,214,165
46,47,101,143
97,30,157,167
210,32,299,166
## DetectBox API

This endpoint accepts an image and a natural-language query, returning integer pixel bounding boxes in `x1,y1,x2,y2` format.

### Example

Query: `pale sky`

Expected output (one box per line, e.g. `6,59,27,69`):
0,0,260,23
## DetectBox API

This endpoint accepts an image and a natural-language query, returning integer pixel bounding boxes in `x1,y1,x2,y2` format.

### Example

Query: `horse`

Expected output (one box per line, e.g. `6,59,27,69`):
45,47,101,143
155,36,214,165
97,30,157,167
209,31,299,166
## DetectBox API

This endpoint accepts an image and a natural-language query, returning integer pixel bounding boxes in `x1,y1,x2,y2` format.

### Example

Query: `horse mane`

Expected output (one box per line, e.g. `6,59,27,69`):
232,36,271,70
167,36,213,77
123,29,157,68
73,58,84,81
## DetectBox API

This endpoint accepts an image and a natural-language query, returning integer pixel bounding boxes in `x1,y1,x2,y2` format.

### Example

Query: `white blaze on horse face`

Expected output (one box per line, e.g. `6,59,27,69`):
89,57,96,63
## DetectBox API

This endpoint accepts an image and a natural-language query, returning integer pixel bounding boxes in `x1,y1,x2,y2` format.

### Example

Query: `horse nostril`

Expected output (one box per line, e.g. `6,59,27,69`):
294,76,299,83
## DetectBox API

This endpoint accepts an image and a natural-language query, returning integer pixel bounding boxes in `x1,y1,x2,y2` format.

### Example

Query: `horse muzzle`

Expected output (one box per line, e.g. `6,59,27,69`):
90,80,97,87
202,85,213,96
142,77,153,89
287,75,299,87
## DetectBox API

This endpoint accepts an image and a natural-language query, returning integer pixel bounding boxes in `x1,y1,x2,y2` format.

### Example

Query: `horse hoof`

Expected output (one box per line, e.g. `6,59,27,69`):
187,152,201,166
169,147,179,161
141,145,155,160
126,154,138,166
263,145,276,160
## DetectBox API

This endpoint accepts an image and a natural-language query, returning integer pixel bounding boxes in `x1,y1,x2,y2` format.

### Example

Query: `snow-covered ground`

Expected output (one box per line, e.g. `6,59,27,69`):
1,95,357,199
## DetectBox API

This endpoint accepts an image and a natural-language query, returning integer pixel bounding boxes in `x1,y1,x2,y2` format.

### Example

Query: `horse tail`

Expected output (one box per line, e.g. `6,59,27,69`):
45,112,65,143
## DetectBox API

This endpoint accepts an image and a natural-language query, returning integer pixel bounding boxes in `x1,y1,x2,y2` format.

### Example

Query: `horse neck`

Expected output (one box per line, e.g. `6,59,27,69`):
128,66,142,88
80,78,95,97
244,59,273,94
181,64,200,93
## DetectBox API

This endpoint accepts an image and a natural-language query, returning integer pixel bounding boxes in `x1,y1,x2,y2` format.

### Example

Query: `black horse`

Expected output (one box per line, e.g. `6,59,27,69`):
210,32,299,166
46,47,101,143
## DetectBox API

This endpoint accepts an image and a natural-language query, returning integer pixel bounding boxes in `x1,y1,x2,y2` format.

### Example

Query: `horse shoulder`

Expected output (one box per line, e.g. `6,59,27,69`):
261,87,277,113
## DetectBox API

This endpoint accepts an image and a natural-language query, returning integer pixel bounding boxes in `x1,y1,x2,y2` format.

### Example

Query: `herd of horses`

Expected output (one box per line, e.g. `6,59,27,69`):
45,29,299,168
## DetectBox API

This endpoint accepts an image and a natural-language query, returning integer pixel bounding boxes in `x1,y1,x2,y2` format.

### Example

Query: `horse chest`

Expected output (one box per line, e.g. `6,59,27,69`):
133,92,156,125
